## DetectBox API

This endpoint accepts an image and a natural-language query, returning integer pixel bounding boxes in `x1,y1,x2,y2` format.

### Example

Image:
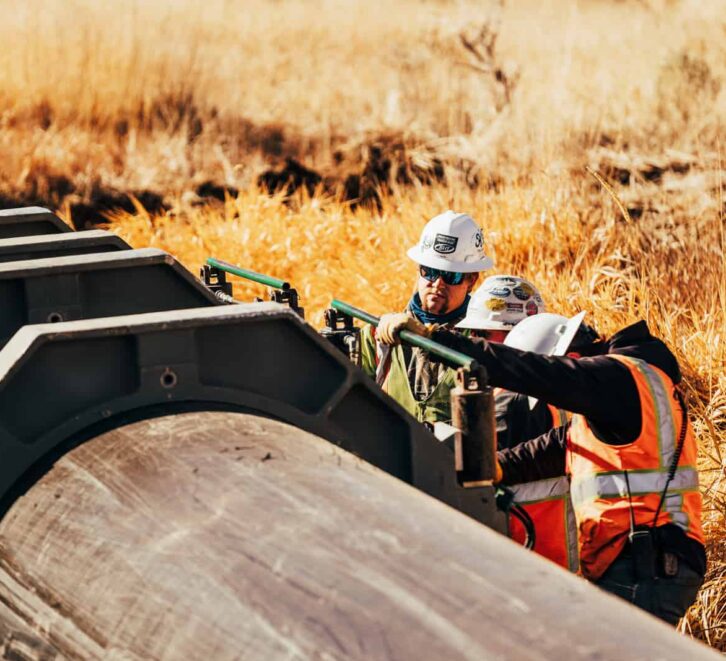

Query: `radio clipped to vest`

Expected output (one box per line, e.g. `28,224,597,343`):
624,470,658,580
623,387,688,581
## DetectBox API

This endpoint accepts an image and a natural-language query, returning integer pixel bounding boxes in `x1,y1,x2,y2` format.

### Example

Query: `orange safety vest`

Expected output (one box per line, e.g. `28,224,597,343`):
508,403,578,571
567,355,704,580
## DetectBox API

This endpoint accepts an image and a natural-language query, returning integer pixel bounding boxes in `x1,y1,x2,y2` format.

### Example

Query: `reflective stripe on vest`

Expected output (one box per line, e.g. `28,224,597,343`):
571,466,699,503
567,354,703,579
494,389,578,571
569,358,696,529
511,476,579,572
375,343,393,386
629,358,676,469
512,476,570,501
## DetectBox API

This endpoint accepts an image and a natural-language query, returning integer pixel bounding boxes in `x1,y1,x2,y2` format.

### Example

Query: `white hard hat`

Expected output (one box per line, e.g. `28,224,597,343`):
407,210,493,273
504,311,587,410
504,311,587,355
456,275,545,331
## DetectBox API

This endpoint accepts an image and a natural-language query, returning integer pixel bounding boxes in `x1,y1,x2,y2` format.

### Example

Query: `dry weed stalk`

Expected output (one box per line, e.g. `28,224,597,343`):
458,4,519,112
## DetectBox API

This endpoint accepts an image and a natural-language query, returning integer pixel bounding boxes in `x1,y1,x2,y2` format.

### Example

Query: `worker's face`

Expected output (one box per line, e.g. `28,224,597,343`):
470,329,509,343
417,267,479,315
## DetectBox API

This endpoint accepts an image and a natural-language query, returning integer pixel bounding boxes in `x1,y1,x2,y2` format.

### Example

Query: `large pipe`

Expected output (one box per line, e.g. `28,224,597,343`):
0,412,717,660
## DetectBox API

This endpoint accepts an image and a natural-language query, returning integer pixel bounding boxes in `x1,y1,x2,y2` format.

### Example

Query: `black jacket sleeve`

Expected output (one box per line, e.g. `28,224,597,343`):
498,425,568,485
431,329,641,444
495,391,553,451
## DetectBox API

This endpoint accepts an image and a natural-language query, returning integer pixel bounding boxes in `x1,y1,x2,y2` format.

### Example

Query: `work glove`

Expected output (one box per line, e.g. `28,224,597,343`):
377,313,433,345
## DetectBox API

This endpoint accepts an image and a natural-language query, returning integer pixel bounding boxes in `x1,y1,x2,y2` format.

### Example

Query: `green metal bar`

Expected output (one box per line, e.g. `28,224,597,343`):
331,299,477,370
207,257,289,290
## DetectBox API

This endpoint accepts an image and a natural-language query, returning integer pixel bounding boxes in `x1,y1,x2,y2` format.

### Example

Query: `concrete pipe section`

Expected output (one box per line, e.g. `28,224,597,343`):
0,412,718,660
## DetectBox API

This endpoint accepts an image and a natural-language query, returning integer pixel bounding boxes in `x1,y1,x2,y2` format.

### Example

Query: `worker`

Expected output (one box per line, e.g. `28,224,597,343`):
457,280,582,569
500,313,598,572
456,276,550,450
360,210,493,424
376,312,705,625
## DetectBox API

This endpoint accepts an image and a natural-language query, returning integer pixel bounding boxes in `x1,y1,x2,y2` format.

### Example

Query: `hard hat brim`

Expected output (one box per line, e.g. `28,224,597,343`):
528,311,587,411
552,311,587,356
455,316,513,331
407,246,494,273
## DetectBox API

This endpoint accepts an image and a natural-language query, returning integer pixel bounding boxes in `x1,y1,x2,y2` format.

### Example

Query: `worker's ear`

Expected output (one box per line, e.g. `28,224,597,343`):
465,273,480,293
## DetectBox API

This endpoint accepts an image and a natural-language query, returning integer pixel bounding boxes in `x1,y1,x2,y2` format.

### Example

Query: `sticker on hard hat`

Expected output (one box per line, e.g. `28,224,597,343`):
433,233,458,254
526,300,539,315
513,284,534,300
422,234,434,250
506,303,524,312
485,298,507,311
473,230,484,249
489,287,511,298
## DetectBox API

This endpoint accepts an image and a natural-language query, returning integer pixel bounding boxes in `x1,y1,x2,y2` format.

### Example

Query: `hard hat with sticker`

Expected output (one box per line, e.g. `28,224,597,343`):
408,211,493,273
512,284,534,300
485,298,508,311
433,233,458,254
489,287,511,298
457,274,546,331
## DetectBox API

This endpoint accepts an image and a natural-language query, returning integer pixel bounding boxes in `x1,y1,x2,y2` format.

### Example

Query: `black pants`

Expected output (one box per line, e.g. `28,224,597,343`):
595,549,704,626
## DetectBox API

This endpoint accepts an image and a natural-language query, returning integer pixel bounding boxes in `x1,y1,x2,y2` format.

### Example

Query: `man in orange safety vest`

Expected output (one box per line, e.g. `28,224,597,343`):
376,313,705,625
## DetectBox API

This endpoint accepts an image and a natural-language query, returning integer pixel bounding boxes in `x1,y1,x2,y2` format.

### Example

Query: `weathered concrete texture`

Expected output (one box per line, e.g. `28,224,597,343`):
0,412,718,660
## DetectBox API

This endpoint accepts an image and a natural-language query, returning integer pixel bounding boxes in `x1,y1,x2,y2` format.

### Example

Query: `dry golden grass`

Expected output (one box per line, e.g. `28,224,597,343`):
99,174,725,649
2,0,725,650
1,0,724,206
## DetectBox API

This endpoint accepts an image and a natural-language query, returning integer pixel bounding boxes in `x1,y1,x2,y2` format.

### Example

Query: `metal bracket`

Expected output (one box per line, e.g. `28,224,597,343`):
320,308,361,365
200,265,236,303
270,287,304,319
204,258,304,317
451,365,497,488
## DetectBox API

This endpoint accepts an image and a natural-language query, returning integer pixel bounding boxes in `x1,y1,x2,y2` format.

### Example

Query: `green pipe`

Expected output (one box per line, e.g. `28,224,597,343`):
331,299,477,370
207,258,289,291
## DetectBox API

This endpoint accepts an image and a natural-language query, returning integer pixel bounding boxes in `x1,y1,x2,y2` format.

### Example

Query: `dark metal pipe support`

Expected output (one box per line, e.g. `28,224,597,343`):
451,367,497,487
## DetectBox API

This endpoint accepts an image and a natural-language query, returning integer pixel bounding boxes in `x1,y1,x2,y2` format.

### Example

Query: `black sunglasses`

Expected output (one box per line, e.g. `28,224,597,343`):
419,265,465,286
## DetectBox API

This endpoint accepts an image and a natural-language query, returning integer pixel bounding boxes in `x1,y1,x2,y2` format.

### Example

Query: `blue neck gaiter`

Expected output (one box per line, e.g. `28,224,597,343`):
408,293,471,326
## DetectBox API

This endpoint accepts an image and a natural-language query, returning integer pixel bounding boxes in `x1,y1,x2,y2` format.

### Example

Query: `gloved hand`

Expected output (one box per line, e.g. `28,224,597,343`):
377,313,432,345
